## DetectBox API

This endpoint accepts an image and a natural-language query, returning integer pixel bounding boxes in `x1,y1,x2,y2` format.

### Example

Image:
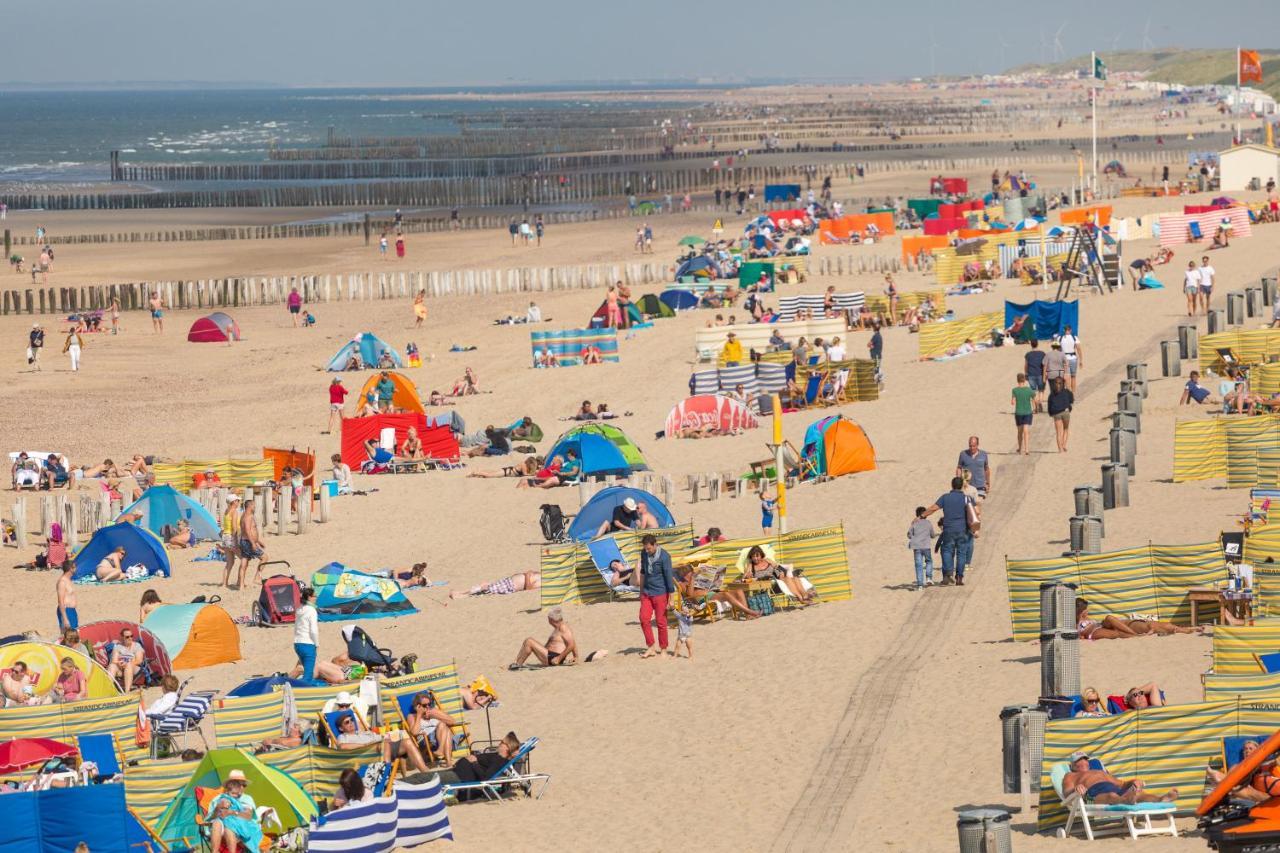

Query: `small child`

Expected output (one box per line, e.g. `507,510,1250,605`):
673,602,694,660
302,311,316,327
760,489,777,535
908,506,936,589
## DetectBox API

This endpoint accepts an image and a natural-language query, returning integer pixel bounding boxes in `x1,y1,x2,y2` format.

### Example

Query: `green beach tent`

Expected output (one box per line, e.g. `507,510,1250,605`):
153,748,318,846
637,293,675,319
558,422,647,471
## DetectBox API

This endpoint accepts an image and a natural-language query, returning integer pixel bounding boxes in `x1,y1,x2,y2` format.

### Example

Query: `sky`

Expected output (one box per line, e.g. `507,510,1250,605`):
8,0,1280,87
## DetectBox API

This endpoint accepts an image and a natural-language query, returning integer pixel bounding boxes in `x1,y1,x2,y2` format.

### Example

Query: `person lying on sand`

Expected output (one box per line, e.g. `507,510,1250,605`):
1062,751,1177,805
509,607,606,669
1076,599,1200,639
427,390,455,406
451,570,540,599
398,562,433,588
468,456,542,479
516,451,579,488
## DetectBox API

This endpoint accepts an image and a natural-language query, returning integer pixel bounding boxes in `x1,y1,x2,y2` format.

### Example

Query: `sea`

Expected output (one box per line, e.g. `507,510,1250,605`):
0,86,701,184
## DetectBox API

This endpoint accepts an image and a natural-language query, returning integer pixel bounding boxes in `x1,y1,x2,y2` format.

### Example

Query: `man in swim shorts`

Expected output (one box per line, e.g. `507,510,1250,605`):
1062,751,1177,805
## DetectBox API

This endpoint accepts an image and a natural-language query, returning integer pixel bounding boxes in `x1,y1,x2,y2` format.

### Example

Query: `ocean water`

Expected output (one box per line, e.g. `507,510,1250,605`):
0,86,690,183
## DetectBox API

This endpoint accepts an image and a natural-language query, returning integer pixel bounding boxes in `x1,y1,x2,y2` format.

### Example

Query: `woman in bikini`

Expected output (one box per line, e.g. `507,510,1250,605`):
451,570,541,599
468,456,542,479
1076,598,1201,639
745,545,815,604
400,427,424,460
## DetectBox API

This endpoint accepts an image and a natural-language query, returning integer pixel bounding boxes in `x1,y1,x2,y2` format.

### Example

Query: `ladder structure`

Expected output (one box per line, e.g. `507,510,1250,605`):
1055,225,1122,300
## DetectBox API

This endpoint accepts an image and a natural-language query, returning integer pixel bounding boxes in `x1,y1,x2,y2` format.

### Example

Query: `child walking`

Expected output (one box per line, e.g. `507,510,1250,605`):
908,506,936,590
760,488,777,536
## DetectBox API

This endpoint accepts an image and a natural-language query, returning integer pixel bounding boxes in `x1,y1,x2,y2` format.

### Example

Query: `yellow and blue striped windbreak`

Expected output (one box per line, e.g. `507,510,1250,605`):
1198,328,1280,371
378,663,467,733
917,311,1003,359
1004,542,1223,642
1250,489,1280,518
1173,416,1280,486
1213,621,1280,673
529,327,619,367
540,525,694,607
862,289,946,315
1037,700,1272,831
125,754,204,829
0,693,145,763
260,744,381,802
1254,362,1280,396
152,458,274,488
212,690,285,749
1203,669,1280,701
932,245,999,286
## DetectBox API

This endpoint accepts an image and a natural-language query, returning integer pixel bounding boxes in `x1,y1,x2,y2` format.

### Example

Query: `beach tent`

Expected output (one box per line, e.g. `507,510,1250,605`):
764,184,802,202
154,747,318,847
227,673,310,697
0,782,158,853
143,603,241,670
0,639,120,700
263,446,316,487
737,261,776,289
546,431,631,478
636,293,675,319
358,371,425,414
187,311,241,343
71,522,170,583
566,486,675,542
325,332,404,371
556,423,647,471
310,564,418,622
659,289,700,312
589,298,645,327
675,255,721,280
340,413,458,467
78,620,173,682
801,416,876,479
116,484,220,542
1004,300,1079,341
664,394,759,437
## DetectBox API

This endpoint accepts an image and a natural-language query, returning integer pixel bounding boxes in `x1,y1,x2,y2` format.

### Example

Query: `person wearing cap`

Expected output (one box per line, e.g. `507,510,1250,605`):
324,378,348,435
207,769,263,853
721,332,743,367
27,323,44,370
596,496,642,538
220,494,241,588
1043,339,1068,390
1062,751,1177,806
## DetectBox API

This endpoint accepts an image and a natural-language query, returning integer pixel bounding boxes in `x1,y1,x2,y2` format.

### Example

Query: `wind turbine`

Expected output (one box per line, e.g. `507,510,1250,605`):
998,34,1010,74
1141,16,1155,51
1053,22,1067,63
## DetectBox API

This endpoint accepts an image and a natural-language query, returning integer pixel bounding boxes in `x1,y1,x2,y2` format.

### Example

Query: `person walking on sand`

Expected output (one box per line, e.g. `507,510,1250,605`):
413,290,427,329
956,435,991,498
923,477,975,586
1011,373,1035,456
56,561,78,631
908,506,936,589
287,285,302,327
220,494,241,588
63,326,83,372
1024,339,1046,412
1198,255,1216,315
237,498,267,589
638,534,675,658
1048,377,1074,452
149,292,164,333
324,378,347,435
27,322,44,370
1059,325,1081,393
110,297,121,335
1184,261,1200,316
379,232,389,258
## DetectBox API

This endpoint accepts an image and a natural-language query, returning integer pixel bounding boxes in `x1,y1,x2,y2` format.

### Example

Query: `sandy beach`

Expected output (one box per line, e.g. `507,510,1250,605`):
0,78,1273,852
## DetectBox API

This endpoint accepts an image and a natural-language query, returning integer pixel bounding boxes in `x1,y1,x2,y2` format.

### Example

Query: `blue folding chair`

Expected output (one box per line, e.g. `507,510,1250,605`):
1188,221,1204,241
586,536,640,598
78,732,122,782
441,736,551,802
1256,652,1280,673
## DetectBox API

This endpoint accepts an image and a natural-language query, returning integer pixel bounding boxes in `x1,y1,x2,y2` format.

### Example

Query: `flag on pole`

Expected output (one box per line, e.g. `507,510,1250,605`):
1240,49,1264,84
1092,54,1108,82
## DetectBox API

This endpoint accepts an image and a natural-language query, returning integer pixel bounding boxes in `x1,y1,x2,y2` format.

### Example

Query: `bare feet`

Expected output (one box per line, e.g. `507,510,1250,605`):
640,646,659,659
1161,788,1178,802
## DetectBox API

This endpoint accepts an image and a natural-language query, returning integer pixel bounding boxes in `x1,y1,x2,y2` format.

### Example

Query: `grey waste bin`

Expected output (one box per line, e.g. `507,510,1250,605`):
1070,515,1103,554
1178,324,1198,360
1109,427,1136,475
1161,340,1181,377
1117,391,1142,414
1000,705,1047,795
1121,378,1148,399
1126,363,1148,382
957,808,1013,853
1208,308,1225,334
1228,292,1245,326
1111,410,1140,435
1041,630,1082,697
1263,275,1277,309
1102,462,1130,509
1247,287,1262,318
1040,581,1077,633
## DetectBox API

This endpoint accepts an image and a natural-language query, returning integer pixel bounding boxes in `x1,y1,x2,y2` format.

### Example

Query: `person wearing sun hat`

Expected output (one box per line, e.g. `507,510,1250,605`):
207,768,262,853
596,496,642,538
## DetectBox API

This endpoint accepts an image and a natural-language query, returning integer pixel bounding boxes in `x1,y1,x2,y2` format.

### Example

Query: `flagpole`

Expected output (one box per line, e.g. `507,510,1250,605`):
1091,52,1098,192
1236,46,1243,144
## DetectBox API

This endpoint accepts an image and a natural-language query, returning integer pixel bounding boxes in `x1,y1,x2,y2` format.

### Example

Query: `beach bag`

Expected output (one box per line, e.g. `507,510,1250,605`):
539,504,566,542
748,591,774,615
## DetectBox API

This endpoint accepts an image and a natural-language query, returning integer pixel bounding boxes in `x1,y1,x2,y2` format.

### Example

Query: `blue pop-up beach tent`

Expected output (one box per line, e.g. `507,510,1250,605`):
1004,300,1079,341
117,484,220,541
545,431,631,479
567,486,675,542
71,522,170,582
326,333,403,371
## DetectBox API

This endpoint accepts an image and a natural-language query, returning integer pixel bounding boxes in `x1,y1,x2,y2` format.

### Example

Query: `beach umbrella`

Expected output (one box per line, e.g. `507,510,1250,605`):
677,235,706,246
0,737,78,773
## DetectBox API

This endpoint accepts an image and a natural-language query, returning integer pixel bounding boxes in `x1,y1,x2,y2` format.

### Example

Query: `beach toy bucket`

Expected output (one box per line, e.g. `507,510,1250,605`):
957,808,1012,853
1161,340,1181,377
999,705,1046,795
1039,582,1077,633
1040,630,1081,697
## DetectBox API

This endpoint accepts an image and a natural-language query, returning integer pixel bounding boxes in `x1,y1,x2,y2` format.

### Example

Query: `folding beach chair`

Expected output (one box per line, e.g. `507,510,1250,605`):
441,736,551,802
1049,759,1177,841
149,677,215,758
782,440,818,480
1255,652,1280,673
1188,221,1203,241
802,372,824,407
77,732,123,783
394,690,471,766
320,706,370,746
586,536,640,599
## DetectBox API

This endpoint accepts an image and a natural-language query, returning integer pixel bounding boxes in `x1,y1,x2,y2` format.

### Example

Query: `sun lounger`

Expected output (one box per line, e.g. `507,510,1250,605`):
1049,759,1178,841
442,736,550,802
586,536,640,598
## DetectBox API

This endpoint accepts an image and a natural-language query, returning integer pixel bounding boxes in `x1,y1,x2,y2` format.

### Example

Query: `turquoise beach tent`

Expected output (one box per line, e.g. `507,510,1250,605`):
71,522,170,582
325,332,403,371
117,484,220,541
311,563,418,621
545,431,631,478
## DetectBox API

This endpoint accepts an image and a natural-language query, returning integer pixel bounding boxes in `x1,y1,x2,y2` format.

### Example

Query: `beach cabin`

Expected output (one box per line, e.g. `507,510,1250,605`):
1218,144,1280,192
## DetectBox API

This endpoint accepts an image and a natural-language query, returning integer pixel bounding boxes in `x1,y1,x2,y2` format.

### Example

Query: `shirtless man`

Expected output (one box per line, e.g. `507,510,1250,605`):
511,607,582,668
56,561,78,631
1,661,48,706
149,292,164,333
1062,751,1177,805
237,499,267,588
451,570,540,599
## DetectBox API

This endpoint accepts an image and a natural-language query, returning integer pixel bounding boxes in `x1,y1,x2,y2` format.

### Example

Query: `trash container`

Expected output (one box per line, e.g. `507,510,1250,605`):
1041,630,1082,698
1102,462,1129,509
957,808,1013,853
1161,340,1181,377
1000,705,1047,795
1040,581,1077,633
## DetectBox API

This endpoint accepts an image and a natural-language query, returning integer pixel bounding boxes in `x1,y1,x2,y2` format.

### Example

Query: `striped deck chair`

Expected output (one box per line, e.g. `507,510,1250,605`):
587,536,640,599
442,736,550,802
148,678,214,758
393,691,470,766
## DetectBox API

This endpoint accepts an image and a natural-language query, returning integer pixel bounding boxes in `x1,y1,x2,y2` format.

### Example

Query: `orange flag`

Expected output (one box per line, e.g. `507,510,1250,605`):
1240,49,1264,84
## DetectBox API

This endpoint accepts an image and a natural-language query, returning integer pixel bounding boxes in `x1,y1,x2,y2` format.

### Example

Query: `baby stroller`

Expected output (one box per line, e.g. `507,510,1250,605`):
253,570,300,626
344,625,416,676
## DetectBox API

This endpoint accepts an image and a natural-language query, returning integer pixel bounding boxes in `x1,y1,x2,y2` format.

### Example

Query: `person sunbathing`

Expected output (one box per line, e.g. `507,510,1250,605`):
398,562,433,588
166,520,193,548
745,545,816,604
469,456,542,479
571,400,597,421
604,559,639,588
107,627,144,690
334,713,429,773
1207,739,1272,804
517,450,579,489
509,607,605,668
451,367,478,396
362,438,395,471
259,721,308,752
427,390,454,406
400,427,424,460
291,656,364,684
96,546,126,582
1062,751,1177,805
2,661,49,706
451,570,540,599
676,562,760,619
1076,599,1198,639
1075,687,1109,718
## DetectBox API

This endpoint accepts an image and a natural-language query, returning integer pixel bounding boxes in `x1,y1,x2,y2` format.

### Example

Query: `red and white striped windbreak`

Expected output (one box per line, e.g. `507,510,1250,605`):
665,394,759,437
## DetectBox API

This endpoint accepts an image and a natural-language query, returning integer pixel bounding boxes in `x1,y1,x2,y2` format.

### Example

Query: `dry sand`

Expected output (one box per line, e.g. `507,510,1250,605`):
0,160,1270,851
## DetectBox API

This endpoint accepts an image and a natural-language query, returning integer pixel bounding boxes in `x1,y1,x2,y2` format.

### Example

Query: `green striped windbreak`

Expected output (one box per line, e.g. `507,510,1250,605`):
1203,669,1280,701
1213,622,1280,673
1004,542,1222,642
539,525,694,607
0,693,145,762
917,311,1003,359
1038,700,1264,831
1174,417,1280,487
1198,328,1280,372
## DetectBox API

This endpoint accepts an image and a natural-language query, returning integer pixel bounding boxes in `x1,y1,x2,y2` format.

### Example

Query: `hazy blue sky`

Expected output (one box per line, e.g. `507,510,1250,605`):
9,0,1280,86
